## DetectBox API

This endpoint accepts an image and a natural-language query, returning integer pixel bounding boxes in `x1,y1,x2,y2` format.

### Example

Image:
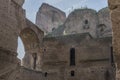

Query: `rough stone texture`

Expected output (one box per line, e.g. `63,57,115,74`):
12,0,25,6
108,0,120,79
64,9,98,38
46,25,65,37
36,3,66,34
0,1,25,78
0,0,116,80
97,7,112,38
63,8,112,38
21,19,44,70
0,0,44,79
3,66,44,80
43,33,114,80
36,4,112,38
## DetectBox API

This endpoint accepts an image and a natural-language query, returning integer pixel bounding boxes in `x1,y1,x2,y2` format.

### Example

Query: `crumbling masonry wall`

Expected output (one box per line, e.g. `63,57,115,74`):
0,0,119,80
36,3,66,33
0,0,44,80
108,0,120,79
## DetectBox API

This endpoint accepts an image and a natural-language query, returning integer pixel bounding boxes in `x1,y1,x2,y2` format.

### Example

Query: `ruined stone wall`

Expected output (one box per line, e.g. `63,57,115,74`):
64,9,98,38
0,0,21,53
0,0,26,79
0,0,44,79
7,66,44,80
5,66,60,80
98,7,112,38
108,0,120,64
108,0,120,79
43,33,114,80
36,3,112,38
36,3,66,34
63,8,112,38
0,0,117,80
21,19,44,71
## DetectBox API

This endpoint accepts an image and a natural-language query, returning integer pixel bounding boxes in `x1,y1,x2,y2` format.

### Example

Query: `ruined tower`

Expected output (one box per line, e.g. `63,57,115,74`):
36,3,66,34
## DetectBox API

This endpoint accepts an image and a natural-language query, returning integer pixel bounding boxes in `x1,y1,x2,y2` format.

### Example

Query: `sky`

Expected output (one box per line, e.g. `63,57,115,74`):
17,0,108,60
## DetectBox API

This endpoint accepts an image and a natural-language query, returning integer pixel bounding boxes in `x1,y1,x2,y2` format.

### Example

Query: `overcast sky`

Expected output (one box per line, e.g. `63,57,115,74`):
17,0,108,60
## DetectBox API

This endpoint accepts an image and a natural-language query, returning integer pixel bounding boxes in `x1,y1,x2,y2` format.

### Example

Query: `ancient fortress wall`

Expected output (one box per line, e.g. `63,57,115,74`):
98,7,112,37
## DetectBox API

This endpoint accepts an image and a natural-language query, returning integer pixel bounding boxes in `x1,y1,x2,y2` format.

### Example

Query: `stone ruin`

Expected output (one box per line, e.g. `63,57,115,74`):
0,0,119,80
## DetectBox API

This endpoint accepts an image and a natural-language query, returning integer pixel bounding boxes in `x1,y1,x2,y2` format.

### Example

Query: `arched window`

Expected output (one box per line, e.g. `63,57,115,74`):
70,48,75,66
32,53,37,69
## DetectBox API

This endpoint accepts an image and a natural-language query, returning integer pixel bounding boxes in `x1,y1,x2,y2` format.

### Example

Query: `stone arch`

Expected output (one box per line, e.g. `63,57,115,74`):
18,27,43,70
19,28,39,51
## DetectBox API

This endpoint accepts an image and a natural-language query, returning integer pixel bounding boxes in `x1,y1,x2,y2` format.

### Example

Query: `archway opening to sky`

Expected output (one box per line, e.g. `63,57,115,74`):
17,37,25,62
17,28,40,67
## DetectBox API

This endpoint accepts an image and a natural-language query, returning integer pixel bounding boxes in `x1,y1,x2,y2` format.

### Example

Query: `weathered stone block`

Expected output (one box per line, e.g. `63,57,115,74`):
12,0,24,6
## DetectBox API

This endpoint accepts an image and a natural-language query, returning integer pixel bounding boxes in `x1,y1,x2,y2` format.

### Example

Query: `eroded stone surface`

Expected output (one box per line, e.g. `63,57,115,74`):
108,0,120,79
36,3,66,34
0,0,117,80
